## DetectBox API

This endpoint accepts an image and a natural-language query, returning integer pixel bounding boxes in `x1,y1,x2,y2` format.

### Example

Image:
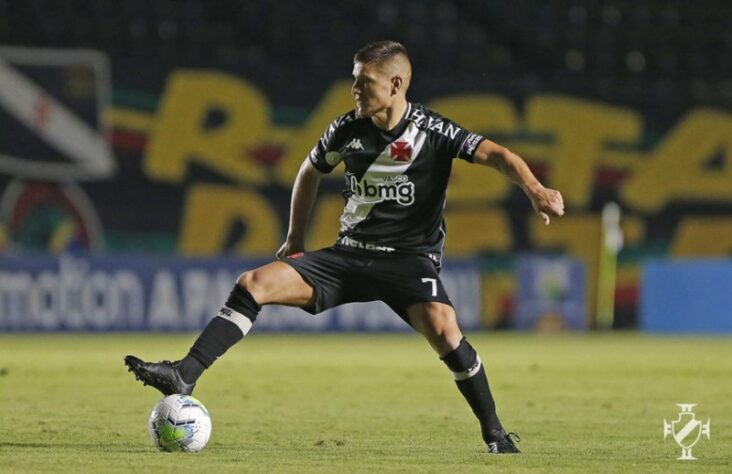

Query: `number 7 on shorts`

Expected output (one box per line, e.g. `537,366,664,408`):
421,277,437,297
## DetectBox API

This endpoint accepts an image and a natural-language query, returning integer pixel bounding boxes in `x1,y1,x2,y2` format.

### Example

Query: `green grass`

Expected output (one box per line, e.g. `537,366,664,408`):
1,333,730,473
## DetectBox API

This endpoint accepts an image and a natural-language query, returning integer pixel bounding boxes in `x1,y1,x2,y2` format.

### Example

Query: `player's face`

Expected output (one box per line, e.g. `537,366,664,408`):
351,61,394,118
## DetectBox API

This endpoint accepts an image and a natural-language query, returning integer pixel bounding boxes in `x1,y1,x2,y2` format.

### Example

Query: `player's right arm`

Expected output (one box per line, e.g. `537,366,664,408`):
473,139,564,225
276,158,325,259
433,108,564,225
276,113,349,258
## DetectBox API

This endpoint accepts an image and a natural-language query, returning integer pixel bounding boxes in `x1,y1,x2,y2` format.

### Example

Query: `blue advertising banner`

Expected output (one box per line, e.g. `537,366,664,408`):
515,254,586,330
640,259,732,333
0,254,480,332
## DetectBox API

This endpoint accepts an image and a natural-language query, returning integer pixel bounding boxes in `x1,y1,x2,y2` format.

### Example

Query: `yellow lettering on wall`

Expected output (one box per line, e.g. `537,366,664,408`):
179,184,281,256
275,82,354,186
526,95,642,207
444,208,512,256
308,200,513,256
429,95,518,202
307,199,514,256
622,109,732,211
671,217,732,256
530,215,602,324
621,216,645,246
145,71,270,184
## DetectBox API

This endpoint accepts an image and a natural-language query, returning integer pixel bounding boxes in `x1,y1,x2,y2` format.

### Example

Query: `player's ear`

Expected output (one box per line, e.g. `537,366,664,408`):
391,75,403,96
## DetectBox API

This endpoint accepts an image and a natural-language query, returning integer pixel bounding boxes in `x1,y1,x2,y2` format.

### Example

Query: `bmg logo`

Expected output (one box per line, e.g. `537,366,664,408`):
347,175,415,206
663,404,710,460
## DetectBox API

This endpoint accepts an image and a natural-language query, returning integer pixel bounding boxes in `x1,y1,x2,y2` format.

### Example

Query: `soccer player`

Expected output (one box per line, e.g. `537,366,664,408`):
125,40,564,454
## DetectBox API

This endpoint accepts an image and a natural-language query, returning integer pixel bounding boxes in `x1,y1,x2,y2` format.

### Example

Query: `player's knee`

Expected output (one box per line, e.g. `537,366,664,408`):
424,303,458,335
235,270,265,302
235,271,252,290
224,274,262,323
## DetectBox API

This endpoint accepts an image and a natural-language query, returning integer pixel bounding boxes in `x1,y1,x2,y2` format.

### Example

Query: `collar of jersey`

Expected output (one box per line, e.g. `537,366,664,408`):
369,102,412,140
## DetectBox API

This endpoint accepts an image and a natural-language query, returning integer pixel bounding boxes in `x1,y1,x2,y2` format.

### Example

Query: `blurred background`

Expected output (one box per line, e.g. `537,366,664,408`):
1,0,730,333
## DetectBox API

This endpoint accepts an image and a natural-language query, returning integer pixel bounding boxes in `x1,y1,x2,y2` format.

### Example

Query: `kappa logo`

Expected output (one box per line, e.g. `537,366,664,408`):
390,141,412,161
345,138,364,151
663,404,711,460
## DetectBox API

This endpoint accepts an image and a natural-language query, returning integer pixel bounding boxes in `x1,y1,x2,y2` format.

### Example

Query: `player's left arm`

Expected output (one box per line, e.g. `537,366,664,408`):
473,139,564,225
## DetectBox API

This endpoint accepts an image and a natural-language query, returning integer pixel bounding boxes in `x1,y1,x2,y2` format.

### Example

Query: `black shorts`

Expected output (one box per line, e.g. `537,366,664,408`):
280,246,453,324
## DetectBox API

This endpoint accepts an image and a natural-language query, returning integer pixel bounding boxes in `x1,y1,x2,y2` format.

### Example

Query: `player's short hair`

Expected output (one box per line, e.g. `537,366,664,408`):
354,40,410,65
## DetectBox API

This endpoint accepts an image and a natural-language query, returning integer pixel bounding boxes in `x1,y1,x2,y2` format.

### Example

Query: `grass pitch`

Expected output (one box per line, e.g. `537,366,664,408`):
1,332,730,473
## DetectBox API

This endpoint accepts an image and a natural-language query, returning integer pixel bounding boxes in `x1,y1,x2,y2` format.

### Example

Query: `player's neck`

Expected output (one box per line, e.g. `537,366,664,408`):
370,98,408,131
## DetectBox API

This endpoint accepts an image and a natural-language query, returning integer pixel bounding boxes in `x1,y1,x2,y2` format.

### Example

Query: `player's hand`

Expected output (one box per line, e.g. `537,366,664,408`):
275,239,305,260
528,185,564,225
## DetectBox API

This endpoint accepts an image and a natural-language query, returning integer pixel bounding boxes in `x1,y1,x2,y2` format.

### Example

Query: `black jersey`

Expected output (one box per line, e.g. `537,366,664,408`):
308,102,486,267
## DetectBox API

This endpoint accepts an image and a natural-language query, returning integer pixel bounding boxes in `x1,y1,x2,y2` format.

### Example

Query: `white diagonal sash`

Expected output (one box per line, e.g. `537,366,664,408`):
340,120,427,231
674,419,700,445
0,53,115,179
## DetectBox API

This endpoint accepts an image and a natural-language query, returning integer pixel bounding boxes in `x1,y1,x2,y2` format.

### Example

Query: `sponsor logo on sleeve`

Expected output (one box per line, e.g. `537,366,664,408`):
461,133,484,156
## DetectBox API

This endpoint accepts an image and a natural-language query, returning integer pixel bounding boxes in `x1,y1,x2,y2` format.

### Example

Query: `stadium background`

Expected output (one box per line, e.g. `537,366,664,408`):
1,0,731,332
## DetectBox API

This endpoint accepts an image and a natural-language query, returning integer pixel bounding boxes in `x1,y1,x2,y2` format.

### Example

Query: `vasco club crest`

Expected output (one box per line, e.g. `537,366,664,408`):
663,404,710,460
390,141,412,161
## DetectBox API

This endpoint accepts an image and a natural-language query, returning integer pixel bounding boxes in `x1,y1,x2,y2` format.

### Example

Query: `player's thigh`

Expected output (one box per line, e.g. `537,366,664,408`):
236,261,315,307
376,255,452,318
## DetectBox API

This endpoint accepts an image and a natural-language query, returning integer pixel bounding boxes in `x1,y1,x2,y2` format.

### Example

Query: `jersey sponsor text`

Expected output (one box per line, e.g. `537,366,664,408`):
347,174,415,206
338,236,396,253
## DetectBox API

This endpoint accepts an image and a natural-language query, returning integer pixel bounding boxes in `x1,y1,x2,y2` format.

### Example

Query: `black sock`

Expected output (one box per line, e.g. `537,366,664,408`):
177,356,205,384
179,285,261,384
441,337,504,443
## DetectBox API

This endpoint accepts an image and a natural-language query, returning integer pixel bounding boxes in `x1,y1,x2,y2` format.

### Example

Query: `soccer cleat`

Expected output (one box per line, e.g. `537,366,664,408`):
486,430,521,454
124,355,195,396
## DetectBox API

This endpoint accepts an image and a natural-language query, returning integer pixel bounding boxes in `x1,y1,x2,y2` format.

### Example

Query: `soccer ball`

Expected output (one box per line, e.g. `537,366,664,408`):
148,394,212,452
